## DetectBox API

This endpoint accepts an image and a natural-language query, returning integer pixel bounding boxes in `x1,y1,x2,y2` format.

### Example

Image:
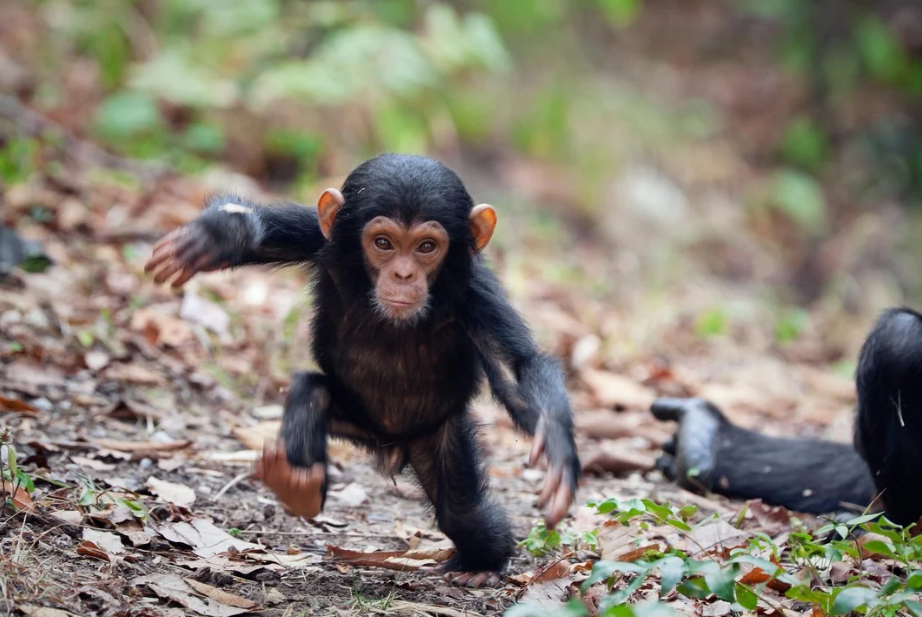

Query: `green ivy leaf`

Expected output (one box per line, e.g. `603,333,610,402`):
831,586,878,616
861,540,896,559
704,567,737,602
657,556,685,595
735,582,759,611
905,600,922,617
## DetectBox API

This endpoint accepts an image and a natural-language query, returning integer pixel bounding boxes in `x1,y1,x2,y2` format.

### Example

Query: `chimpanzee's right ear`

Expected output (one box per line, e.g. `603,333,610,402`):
317,189,345,240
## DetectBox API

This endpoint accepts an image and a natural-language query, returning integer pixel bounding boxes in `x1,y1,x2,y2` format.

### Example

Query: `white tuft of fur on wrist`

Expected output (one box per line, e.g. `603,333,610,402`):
218,203,253,215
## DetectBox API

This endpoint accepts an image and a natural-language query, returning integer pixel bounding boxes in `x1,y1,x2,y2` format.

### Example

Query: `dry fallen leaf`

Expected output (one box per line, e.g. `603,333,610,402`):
90,438,191,456
184,578,258,610
157,519,260,558
5,361,66,388
102,363,165,385
133,574,250,617
327,543,454,572
580,369,656,410
581,444,656,475
76,541,111,562
131,308,193,347
0,394,39,415
70,455,116,471
147,476,196,507
690,517,750,557
51,510,84,525
20,606,80,617
231,421,279,450
83,529,126,555
1,479,34,511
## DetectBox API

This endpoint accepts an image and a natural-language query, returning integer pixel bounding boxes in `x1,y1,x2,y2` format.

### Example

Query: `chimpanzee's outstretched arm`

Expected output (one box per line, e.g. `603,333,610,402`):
466,263,580,526
145,195,324,287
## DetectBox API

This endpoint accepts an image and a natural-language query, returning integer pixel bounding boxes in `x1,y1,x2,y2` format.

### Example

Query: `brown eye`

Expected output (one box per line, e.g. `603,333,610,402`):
375,236,393,250
417,240,437,254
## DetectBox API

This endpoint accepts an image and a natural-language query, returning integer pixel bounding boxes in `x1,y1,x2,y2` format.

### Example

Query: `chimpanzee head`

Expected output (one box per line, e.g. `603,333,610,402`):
314,154,496,324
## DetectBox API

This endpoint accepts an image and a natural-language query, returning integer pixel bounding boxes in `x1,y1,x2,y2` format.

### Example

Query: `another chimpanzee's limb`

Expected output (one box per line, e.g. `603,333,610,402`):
855,307,922,526
652,398,876,514
409,413,515,588
145,195,325,288
468,263,580,527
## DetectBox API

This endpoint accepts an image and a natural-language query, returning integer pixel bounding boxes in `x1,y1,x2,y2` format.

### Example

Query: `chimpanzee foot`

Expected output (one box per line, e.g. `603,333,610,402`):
424,559,503,588
650,397,729,492
443,570,502,588
254,440,325,519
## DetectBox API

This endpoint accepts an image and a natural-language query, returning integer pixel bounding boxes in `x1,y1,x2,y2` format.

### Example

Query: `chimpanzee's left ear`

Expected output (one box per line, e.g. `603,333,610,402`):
469,204,497,254
317,189,345,240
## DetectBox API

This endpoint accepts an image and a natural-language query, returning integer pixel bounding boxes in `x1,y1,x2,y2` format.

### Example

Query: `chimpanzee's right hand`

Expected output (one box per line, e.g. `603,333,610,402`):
144,205,256,288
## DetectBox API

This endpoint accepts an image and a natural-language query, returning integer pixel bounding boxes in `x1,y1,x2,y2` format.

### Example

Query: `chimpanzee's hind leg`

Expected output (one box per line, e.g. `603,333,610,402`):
408,413,515,588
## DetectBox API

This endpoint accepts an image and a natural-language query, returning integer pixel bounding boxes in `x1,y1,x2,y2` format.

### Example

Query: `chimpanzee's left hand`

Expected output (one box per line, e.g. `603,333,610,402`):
529,415,580,528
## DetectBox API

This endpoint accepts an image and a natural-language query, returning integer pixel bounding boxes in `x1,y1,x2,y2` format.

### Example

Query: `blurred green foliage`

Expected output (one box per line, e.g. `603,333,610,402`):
9,0,922,214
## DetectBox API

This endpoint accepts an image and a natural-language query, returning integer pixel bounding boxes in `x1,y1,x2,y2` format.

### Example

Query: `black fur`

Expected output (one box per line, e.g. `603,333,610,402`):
654,307,922,526
854,307,922,525
652,398,875,513
191,154,579,573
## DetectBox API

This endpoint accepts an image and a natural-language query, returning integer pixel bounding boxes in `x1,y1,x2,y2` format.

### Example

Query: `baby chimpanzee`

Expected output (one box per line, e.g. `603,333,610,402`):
146,154,580,587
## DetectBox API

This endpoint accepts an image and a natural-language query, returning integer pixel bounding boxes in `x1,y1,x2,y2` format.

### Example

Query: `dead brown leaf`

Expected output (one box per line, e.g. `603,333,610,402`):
90,437,191,456
76,540,111,562
70,455,116,471
157,519,260,557
580,369,656,410
133,574,250,617
184,578,258,610
689,517,750,557
147,476,196,507
231,420,279,450
581,444,656,474
20,606,80,617
82,529,125,555
5,361,66,388
1,478,34,511
327,543,454,572
102,362,166,385
0,394,39,415
131,308,193,347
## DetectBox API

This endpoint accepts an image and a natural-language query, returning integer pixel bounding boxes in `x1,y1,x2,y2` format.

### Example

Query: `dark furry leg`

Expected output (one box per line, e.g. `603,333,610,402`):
855,307,922,525
409,413,515,587
264,372,378,517
651,397,876,514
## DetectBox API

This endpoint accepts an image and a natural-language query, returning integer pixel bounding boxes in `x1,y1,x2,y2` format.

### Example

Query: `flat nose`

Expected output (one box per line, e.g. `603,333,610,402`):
392,258,415,281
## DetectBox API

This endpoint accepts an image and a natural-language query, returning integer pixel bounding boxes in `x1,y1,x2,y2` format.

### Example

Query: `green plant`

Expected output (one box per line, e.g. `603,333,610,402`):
508,498,922,617
1,430,34,510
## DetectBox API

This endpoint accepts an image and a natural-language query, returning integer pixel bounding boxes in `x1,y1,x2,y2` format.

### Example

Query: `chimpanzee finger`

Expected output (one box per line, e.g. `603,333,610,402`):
528,416,546,467
152,260,186,285
537,465,562,511
169,251,214,289
545,480,573,528
146,232,181,269
650,397,693,422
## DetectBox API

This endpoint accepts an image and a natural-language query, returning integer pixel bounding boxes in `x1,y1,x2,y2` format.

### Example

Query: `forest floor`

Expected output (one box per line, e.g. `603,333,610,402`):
0,144,883,617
